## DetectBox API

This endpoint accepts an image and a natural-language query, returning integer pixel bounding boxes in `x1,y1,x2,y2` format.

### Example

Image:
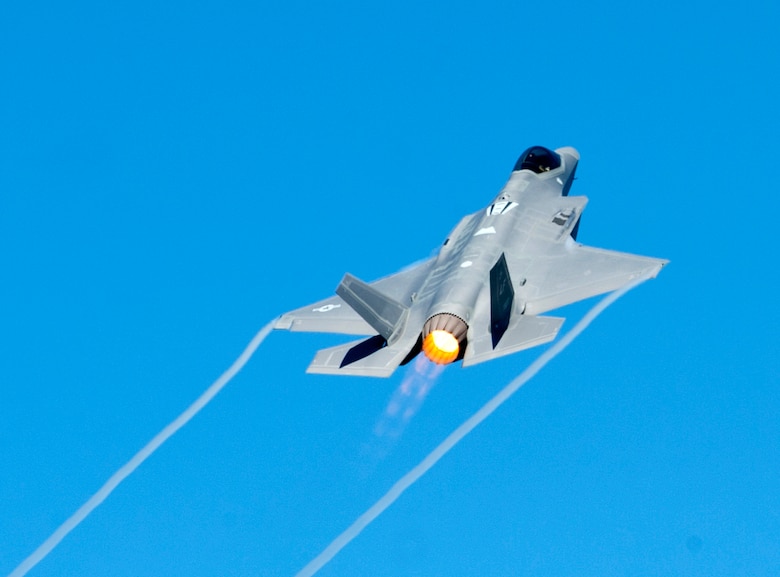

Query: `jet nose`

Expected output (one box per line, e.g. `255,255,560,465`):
555,146,579,160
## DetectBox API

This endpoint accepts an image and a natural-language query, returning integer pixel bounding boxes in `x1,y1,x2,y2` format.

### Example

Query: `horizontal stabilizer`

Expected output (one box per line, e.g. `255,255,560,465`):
336,273,408,340
306,335,416,378
462,314,564,367
273,258,434,337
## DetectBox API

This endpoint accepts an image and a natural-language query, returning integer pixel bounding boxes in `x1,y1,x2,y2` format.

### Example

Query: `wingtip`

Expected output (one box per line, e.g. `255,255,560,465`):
647,258,670,279
273,315,293,330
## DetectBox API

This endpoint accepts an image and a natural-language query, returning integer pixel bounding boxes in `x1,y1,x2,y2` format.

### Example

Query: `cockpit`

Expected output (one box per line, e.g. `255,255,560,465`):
513,146,562,174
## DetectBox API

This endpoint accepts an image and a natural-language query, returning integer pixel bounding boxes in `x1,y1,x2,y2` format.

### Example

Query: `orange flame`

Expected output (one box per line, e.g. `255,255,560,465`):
422,330,459,364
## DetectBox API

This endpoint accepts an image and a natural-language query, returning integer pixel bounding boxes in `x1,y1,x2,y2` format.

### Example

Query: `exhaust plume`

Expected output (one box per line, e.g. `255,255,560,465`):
294,275,650,577
7,321,276,577
373,355,444,441
361,356,444,469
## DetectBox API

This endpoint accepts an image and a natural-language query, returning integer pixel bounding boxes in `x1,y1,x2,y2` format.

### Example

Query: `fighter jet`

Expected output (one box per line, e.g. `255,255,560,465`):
274,146,667,377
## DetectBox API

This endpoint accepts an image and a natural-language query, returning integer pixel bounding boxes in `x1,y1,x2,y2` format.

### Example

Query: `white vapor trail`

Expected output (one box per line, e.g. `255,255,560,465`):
8,321,276,577
294,276,651,577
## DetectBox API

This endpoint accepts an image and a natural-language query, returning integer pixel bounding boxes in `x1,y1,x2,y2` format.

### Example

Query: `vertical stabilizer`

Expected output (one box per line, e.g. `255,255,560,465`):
336,274,409,340
490,253,514,348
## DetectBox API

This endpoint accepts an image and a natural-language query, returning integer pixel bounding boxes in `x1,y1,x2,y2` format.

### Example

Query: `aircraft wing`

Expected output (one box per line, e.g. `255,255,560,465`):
274,257,435,335
460,236,665,367
489,194,667,315
508,239,667,316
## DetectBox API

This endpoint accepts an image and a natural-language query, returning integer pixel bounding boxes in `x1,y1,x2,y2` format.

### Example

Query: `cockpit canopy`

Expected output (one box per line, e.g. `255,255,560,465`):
513,146,562,174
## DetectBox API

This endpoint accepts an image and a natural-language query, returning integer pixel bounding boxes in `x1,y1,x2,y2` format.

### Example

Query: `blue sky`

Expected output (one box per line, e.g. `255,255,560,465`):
2,1,779,575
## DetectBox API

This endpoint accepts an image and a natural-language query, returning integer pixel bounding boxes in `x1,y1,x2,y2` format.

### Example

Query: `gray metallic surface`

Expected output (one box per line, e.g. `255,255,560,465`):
336,274,408,341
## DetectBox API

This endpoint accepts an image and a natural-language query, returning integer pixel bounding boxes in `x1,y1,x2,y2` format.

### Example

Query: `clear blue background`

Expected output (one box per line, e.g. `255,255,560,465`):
2,1,778,575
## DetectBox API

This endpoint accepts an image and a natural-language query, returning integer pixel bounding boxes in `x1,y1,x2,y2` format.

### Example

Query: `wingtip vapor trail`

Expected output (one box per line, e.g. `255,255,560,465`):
7,320,277,577
293,274,653,577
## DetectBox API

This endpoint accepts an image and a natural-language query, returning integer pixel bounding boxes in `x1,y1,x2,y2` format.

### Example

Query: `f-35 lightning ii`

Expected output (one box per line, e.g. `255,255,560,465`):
274,146,667,377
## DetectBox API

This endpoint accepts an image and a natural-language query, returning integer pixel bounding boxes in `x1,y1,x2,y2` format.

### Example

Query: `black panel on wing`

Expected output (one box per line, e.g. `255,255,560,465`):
490,253,515,349
340,335,387,367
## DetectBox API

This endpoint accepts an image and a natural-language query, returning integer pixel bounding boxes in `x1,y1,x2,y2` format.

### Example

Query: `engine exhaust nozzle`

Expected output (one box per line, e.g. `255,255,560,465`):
421,313,468,364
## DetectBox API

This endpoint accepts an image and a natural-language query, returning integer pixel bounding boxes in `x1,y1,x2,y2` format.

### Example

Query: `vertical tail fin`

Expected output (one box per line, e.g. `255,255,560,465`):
490,253,514,348
336,274,409,340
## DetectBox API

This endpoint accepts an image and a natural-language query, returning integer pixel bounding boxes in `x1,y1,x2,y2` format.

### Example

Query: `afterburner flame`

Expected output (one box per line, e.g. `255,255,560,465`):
422,330,460,364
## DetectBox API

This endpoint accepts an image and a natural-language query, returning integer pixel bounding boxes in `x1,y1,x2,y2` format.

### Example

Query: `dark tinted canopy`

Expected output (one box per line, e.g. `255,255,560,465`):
513,146,562,173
